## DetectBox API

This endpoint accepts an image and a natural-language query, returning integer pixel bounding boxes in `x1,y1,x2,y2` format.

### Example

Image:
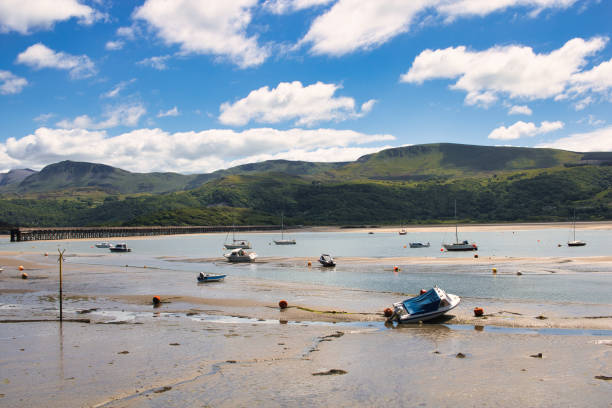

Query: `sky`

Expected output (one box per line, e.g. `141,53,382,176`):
1,0,611,174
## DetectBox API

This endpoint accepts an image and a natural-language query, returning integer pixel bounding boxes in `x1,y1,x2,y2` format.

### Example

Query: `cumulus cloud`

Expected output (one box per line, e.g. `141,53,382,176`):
508,105,533,115
219,81,376,126
262,0,334,14
488,120,564,140
0,70,28,94
56,103,147,130
16,43,97,79
300,0,579,56
0,0,102,34
157,106,180,118
1,127,396,173
138,55,171,70
537,125,612,152
401,37,607,107
105,40,124,51
134,0,268,68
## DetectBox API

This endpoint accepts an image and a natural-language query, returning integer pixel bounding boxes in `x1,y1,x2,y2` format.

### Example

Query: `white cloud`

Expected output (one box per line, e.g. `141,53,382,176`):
0,0,102,34
157,106,180,118
134,0,268,68
105,40,124,51
33,113,54,123
138,55,171,70
101,79,136,98
56,103,147,130
568,57,612,94
117,26,137,40
573,96,593,111
219,81,376,126
401,37,607,107
577,114,605,127
1,127,395,173
537,125,612,151
16,43,97,79
262,0,334,14
488,120,564,140
508,105,532,115
0,70,28,94
300,0,580,56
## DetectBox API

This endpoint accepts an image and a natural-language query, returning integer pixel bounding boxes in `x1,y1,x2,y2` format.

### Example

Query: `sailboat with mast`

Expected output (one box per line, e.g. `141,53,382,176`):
567,209,586,247
273,213,296,245
223,222,252,249
443,200,478,251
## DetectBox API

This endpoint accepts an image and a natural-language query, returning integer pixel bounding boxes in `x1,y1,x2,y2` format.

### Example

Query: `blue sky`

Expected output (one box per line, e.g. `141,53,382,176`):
1,0,611,174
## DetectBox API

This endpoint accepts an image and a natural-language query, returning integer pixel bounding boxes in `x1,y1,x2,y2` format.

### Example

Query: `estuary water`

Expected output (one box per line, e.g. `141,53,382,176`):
2,228,611,305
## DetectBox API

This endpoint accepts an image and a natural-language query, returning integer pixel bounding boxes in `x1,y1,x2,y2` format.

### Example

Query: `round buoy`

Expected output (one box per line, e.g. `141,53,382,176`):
44,252,48,257
474,307,484,317
21,272,28,279
474,254,478,258
143,265,146,269
420,289,427,295
440,248,444,252
403,245,407,248
279,300,288,309
18,265,24,271
393,266,399,272
152,296,161,305
307,261,311,267
383,307,393,318
492,268,497,274
516,271,523,276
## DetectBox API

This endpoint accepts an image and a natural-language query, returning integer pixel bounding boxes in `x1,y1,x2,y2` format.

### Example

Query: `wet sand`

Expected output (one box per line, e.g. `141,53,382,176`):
1,250,611,406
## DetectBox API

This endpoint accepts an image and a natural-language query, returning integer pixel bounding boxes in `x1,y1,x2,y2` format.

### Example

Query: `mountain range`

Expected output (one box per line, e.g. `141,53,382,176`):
1,143,610,227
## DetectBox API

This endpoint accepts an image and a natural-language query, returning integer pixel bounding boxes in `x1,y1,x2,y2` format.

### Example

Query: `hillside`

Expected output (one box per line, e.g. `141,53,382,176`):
0,143,610,227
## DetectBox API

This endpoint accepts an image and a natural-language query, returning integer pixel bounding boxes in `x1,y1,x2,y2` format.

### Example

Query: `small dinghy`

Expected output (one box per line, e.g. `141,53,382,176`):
387,287,460,323
318,254,336,267
95,242,111,248
197,272,226,282
409,242,430,248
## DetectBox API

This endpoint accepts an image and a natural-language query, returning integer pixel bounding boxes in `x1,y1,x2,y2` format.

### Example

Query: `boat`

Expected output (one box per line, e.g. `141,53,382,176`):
409,242,430,248
109,243,131,252
387,287,460,323
197,272,226,282
224,248,257,262
95,242,111,248
567,209,586,247
223,225,252,249
318,254,336,267
273,213,296,245
443,200,477,251
399,221,407,235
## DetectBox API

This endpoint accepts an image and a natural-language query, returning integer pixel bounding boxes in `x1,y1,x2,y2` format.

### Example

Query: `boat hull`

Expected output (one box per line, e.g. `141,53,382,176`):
224,243,251,249
198,274,226,282
443,243,477,251
409,242,430,248
274,240,296,245
392,292,460,323
568,241,586,247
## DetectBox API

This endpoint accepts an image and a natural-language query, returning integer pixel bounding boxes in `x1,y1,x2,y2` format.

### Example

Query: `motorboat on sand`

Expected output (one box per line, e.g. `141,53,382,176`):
224,248,257,262
387,287,460,323
318,254,336,267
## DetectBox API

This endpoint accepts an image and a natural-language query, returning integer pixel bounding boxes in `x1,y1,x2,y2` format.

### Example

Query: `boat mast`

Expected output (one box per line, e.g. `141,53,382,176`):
573,208,576,241
454,199,458,243
280,212,284,239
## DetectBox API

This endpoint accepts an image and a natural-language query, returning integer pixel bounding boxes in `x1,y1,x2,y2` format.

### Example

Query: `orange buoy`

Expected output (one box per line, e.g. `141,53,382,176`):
474,307,484,317
152,296,161,305
383,307,393,318
393,266,399,272
21,272,28,279
44,252,48,256
420,289,427,295
18,265,24,271
403,245,407,248
279,300,288,309
307,261,312,267
492,268,497,274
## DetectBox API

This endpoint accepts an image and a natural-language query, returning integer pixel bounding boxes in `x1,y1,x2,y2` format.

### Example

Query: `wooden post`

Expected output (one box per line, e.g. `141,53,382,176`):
58,249,65,322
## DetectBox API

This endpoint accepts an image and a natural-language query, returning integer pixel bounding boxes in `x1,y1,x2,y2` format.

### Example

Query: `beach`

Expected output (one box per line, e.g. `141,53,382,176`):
1,226,612,407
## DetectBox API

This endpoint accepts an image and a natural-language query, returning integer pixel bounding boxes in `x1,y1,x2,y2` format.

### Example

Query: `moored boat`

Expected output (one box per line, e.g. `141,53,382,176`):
95,242,111,248
387,287,460,323
224,248,257,262
109,243,131,252
443,200,477,251
197,272,226,282
409,242,430,248
318,254,336,267
567,209,586,247
274,213,296,245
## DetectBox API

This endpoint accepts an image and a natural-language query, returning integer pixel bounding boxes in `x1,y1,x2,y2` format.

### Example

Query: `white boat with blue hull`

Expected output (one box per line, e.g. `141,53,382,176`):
387,287,460,323
197,272,226,282
273,213,296,245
